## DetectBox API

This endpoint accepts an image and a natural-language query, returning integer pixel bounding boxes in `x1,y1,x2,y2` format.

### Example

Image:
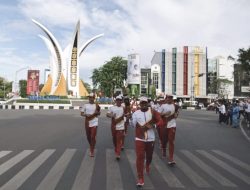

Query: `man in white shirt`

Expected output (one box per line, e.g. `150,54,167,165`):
219,100,226,124
107,95,126,160
132,96,163,187
80,93,100,157
245,99,250,127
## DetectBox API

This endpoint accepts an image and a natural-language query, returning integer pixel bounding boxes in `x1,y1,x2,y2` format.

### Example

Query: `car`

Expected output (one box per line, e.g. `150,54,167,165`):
198,103,205,108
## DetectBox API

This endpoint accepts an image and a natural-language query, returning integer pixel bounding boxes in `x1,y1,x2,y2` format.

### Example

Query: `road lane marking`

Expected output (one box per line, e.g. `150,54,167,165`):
0,149,55,190
153,153,184,188
181,150,237,187
71,149,96,190
125,149,154,190
197,150,250,185
0,151,12,159
36,149,76,190
106,149,123,190
0,150,34,175
174,155,210,188
212,150,250,171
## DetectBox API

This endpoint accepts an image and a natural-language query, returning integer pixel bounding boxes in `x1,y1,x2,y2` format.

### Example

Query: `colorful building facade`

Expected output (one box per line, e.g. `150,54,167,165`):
151,46,208,99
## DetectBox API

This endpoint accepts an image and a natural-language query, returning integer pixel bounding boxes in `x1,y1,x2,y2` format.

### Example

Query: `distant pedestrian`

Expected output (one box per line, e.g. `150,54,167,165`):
80,93,101,157
238,100,244,119
106,95,125,160
232,101,240,128
131,96,163,187
245,99,250,127
219,100,226,124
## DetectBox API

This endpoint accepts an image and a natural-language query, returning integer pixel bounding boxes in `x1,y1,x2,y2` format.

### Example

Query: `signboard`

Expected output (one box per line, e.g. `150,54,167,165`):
241,86,250,92
27,70,40,95
207,93,218,99
127,54,140,84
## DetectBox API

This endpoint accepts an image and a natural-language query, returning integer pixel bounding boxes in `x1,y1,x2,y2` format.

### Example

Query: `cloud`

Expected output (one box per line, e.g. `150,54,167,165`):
1,0,250,85
19,0,90,28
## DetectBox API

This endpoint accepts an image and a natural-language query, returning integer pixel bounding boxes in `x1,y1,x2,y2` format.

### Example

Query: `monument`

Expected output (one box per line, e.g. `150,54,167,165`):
32,19,104,98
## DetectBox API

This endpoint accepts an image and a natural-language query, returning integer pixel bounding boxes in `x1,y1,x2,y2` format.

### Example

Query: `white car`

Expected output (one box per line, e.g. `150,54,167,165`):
198,103,205,108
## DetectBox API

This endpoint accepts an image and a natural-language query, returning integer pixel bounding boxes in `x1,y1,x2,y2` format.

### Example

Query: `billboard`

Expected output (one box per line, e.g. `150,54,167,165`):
127,54,140,84
27,70,40,95
241,86,250,92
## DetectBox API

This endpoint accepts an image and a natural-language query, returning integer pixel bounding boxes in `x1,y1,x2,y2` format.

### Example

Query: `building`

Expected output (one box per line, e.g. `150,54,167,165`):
140,68,151,95
32,19,103,98
151,46,207,100
234,64,249,97
213,56,235,99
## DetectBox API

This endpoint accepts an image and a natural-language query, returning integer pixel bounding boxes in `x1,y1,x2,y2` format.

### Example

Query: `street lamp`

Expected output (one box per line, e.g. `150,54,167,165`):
3,80,6,100
191,73,205,104
44,68,50,84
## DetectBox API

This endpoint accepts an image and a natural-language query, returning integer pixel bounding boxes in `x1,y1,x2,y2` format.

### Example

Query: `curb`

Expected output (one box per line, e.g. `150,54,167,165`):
0,104,113,110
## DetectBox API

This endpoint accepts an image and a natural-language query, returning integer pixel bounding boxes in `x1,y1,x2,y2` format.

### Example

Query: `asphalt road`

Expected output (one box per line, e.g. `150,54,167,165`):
0,109,249,190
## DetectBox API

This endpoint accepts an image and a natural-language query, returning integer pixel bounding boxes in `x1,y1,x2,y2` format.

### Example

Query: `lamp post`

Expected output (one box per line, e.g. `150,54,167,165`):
3,80,6,100
191,73,205,104
44,68,50,83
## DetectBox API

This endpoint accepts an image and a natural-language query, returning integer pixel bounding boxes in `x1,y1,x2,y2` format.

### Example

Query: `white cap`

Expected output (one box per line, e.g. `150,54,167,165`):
88,93,95,97
139,96,148,102
115,95,123,100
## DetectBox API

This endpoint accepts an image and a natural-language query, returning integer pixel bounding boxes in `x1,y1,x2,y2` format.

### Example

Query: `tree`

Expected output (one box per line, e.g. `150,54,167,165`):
39,84,44,92
210,78,233,98
237,47,250,73
150,85,156,100
19,80,27,98
237,47,250,88
91,56,127,97
83,81,92,93
0,77,12,99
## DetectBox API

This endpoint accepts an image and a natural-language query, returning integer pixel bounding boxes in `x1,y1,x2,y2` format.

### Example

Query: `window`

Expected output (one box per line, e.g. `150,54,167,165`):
152,73,159,88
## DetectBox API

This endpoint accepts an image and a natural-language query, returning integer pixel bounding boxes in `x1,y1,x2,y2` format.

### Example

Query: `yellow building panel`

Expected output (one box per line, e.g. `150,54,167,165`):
194,50,200,96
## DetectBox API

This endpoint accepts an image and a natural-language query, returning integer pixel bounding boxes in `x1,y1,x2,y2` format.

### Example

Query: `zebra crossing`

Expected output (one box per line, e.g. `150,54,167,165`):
0,149,249,190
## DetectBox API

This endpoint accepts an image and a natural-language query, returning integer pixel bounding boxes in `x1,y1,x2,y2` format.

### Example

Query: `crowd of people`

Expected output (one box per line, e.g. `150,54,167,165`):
215,98,250,128
80,93,179,187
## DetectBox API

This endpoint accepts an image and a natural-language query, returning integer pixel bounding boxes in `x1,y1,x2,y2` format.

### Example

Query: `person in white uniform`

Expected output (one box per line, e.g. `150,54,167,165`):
80,93,100,157
132,96,163,187
106,95,126,160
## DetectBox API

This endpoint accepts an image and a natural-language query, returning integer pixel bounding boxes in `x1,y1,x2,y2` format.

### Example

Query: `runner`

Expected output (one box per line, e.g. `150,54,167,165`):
122,96,132,149
131,96,163,187
80,93,101,157
106,95,125,160
159,95,179,165
232,100,240,128
155,96,166,153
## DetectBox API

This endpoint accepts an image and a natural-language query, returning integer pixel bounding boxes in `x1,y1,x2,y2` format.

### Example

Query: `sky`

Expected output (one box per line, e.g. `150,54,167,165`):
0,0,250,85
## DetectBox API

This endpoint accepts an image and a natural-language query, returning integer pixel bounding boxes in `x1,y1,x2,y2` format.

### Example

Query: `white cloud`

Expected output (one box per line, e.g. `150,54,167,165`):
1,0,250,85
19,0,90,27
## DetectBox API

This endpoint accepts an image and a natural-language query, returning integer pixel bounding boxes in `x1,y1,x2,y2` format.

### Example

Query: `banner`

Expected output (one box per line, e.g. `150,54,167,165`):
127,54,140,84
27,70,40,95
